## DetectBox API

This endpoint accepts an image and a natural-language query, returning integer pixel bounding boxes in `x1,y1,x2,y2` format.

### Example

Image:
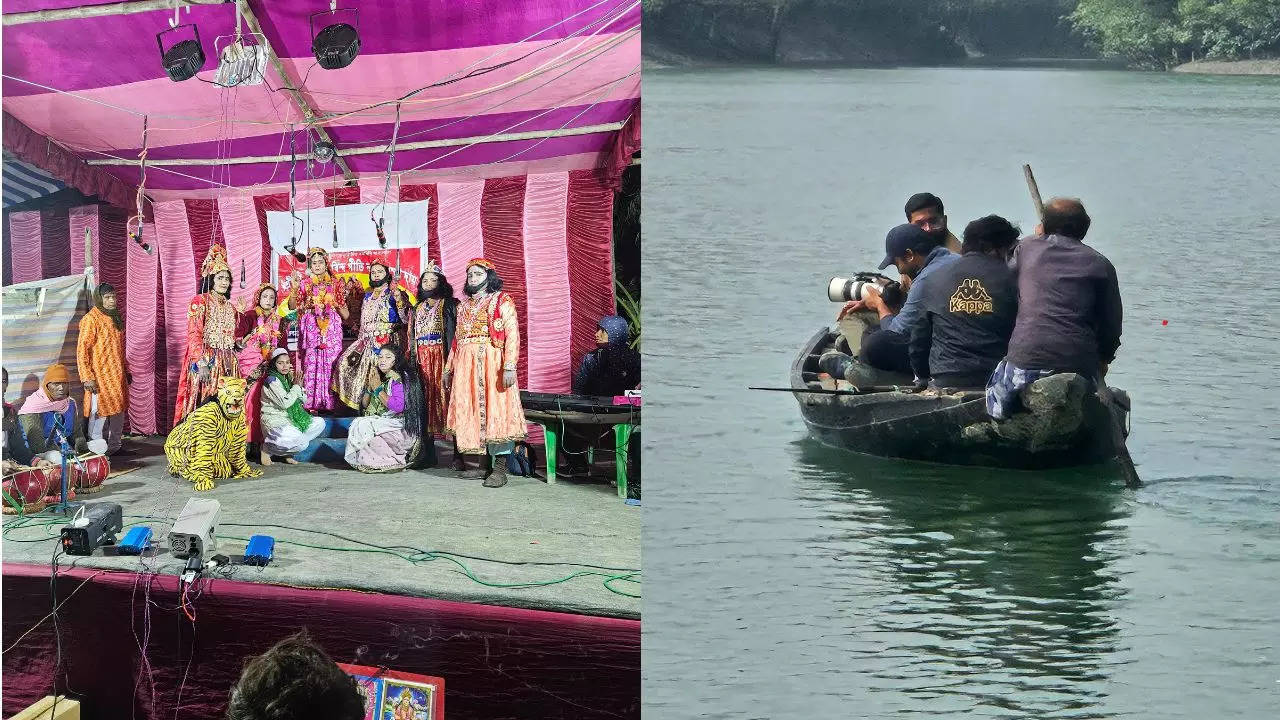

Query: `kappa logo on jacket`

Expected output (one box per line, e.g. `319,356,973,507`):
949,278,994,314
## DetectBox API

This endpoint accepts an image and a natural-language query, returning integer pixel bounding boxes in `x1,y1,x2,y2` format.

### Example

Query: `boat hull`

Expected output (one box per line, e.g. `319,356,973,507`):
789,328,1126,470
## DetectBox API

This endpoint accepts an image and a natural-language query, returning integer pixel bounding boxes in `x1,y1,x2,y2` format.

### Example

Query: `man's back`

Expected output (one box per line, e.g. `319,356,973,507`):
910,253,1018,386
1006,234,1122,376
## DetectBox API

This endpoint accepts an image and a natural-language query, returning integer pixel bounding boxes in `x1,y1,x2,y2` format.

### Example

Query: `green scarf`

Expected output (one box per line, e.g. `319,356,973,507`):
269,369,313,433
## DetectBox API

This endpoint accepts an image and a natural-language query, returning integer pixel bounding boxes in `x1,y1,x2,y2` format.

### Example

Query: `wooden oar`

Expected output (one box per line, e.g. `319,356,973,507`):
749,385,915,396
1022,164,1141,488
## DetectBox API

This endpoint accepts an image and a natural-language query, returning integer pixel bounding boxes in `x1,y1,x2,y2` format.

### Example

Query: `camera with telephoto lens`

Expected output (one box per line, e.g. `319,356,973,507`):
827,272,905,308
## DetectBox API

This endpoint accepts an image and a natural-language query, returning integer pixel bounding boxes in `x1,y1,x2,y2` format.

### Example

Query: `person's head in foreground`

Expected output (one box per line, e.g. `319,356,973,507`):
1041,197,1091,240
226,630,364,720
961,215,1021,258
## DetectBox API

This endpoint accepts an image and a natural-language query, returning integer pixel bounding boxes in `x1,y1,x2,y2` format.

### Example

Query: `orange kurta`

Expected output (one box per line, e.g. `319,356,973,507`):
76,308,128,417
445,291,527,454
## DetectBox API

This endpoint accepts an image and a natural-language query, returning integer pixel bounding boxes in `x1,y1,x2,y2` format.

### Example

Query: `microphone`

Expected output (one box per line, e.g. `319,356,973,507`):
130,228,153,256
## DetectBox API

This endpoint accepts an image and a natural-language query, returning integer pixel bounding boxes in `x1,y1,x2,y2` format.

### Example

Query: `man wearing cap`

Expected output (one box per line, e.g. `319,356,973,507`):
17,363,104,465
825,224,959,379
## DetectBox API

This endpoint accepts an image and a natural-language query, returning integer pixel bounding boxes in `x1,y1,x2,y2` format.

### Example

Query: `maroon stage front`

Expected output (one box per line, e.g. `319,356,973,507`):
1,563,639,719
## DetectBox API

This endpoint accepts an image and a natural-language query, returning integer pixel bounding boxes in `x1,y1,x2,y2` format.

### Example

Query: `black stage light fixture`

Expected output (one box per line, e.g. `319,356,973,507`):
157,24,206,82
311,6,361,70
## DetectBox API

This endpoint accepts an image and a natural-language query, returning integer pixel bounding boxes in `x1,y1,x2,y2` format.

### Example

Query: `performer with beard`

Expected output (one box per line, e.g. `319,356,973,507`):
76,282,131,454
411,261,457,457
174,245,242,426
335,260,412,409
445,259,527,488
286,248,349,412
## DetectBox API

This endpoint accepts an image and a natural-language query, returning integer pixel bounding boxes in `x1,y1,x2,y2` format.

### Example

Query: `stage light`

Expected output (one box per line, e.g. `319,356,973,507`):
313,139,336,163
157,24,206,82
310,4,361,70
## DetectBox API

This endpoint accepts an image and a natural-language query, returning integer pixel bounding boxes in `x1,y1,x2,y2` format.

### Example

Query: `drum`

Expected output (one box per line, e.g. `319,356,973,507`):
70,455,110,494
3,467,50,514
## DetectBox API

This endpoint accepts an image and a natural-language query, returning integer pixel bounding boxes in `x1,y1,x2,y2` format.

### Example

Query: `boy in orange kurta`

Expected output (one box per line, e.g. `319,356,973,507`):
77,283,130,454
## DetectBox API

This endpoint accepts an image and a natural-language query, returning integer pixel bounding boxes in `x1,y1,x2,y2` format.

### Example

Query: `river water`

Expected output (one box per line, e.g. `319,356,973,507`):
643,67,1280,718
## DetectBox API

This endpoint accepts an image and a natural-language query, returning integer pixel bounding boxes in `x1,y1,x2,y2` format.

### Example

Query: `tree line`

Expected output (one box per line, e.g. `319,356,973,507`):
643,1,1280,67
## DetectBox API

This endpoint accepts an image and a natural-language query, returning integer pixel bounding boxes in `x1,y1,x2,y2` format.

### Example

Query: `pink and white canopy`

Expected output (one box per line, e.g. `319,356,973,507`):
2,0,640,199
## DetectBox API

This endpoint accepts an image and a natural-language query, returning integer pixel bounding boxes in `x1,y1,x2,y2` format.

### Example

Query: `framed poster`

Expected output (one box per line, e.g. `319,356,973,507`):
337,662,445,720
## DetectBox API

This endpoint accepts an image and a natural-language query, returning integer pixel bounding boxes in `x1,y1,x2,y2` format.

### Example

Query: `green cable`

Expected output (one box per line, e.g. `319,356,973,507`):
2,516,641,598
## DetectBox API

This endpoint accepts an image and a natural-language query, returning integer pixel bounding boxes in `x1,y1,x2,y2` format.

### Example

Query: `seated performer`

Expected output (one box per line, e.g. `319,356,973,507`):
445,259,527,488
76,282,131,454
257,349,327,466
564,315,641,476
17,363,103,464
335,261,412,410
411,263,458,463
3,367,53,470
165,376,262,492
574,315,641,397
175,245,242,426
344,344,430,473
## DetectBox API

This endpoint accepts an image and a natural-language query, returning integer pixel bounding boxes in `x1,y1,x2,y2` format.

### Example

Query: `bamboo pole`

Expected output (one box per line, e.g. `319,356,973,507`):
85,122,627,166
3,0,223,25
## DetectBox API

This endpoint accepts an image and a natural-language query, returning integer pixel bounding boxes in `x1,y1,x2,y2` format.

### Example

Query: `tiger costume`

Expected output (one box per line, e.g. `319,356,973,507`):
165,377,262,491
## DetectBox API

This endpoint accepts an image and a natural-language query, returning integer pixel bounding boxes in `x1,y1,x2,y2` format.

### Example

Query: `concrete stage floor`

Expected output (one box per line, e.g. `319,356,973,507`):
1,438,640,619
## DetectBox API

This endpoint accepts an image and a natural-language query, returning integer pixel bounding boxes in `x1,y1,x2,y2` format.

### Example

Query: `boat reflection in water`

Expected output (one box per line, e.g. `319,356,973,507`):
793,440,1132,715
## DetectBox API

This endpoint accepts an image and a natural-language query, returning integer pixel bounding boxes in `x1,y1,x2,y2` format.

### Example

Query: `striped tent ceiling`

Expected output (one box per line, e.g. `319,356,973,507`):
1,0,640,199
2,149,68,207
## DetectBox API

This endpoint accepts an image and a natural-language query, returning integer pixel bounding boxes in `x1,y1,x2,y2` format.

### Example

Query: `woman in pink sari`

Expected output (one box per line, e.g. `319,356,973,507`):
285,248,348,412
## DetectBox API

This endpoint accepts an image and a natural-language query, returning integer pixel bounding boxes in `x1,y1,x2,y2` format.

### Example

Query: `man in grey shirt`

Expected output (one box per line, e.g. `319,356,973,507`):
987,197,1123,419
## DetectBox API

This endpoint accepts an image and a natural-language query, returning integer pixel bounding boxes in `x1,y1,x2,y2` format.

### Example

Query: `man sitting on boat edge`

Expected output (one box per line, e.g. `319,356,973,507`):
821,223,958,382
908,215,1020,391
986,197,1123,420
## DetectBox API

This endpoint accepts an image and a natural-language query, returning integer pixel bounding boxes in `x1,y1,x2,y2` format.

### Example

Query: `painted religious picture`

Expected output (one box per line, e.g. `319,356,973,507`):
351,673,384,720
380,680,438,720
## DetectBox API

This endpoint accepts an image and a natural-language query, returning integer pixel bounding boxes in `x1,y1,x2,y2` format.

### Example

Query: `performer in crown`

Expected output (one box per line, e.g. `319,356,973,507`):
445,259,527,487
174,244,242,426
285,248,349,412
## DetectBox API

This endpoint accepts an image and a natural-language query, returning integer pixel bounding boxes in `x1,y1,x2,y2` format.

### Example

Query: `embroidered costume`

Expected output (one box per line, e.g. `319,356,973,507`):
344,370,417,473
412,261,457,437
286,248,347,412
334,262,412,409
237,283,285,377
174,245,241,426
76,283,129,454
165,377,261,491
446,258,527,486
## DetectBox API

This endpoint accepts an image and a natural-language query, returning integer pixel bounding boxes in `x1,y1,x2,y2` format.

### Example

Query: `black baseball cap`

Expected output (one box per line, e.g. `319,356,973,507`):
879,224,935,270
904,192,944,218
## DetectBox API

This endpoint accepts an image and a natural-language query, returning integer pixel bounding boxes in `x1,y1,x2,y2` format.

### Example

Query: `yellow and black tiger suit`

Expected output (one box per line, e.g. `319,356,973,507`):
164,377,262,491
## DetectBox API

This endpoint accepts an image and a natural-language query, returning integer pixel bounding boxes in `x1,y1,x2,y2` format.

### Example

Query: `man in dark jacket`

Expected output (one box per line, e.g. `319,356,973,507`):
986,197,1123,419
909,215,1020,389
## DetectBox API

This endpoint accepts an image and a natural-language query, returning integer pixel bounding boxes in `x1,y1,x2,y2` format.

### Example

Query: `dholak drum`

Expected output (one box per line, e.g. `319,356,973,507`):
70,455,110,494
3,467,52,514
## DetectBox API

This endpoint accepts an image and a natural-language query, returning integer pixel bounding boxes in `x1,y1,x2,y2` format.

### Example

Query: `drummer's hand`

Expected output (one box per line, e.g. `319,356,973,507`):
35,458,54,469
837,300,866,320
83,380,98,394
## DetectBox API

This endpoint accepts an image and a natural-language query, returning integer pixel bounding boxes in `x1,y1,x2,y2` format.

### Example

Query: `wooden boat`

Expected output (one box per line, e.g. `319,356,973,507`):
789,327,1129,469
